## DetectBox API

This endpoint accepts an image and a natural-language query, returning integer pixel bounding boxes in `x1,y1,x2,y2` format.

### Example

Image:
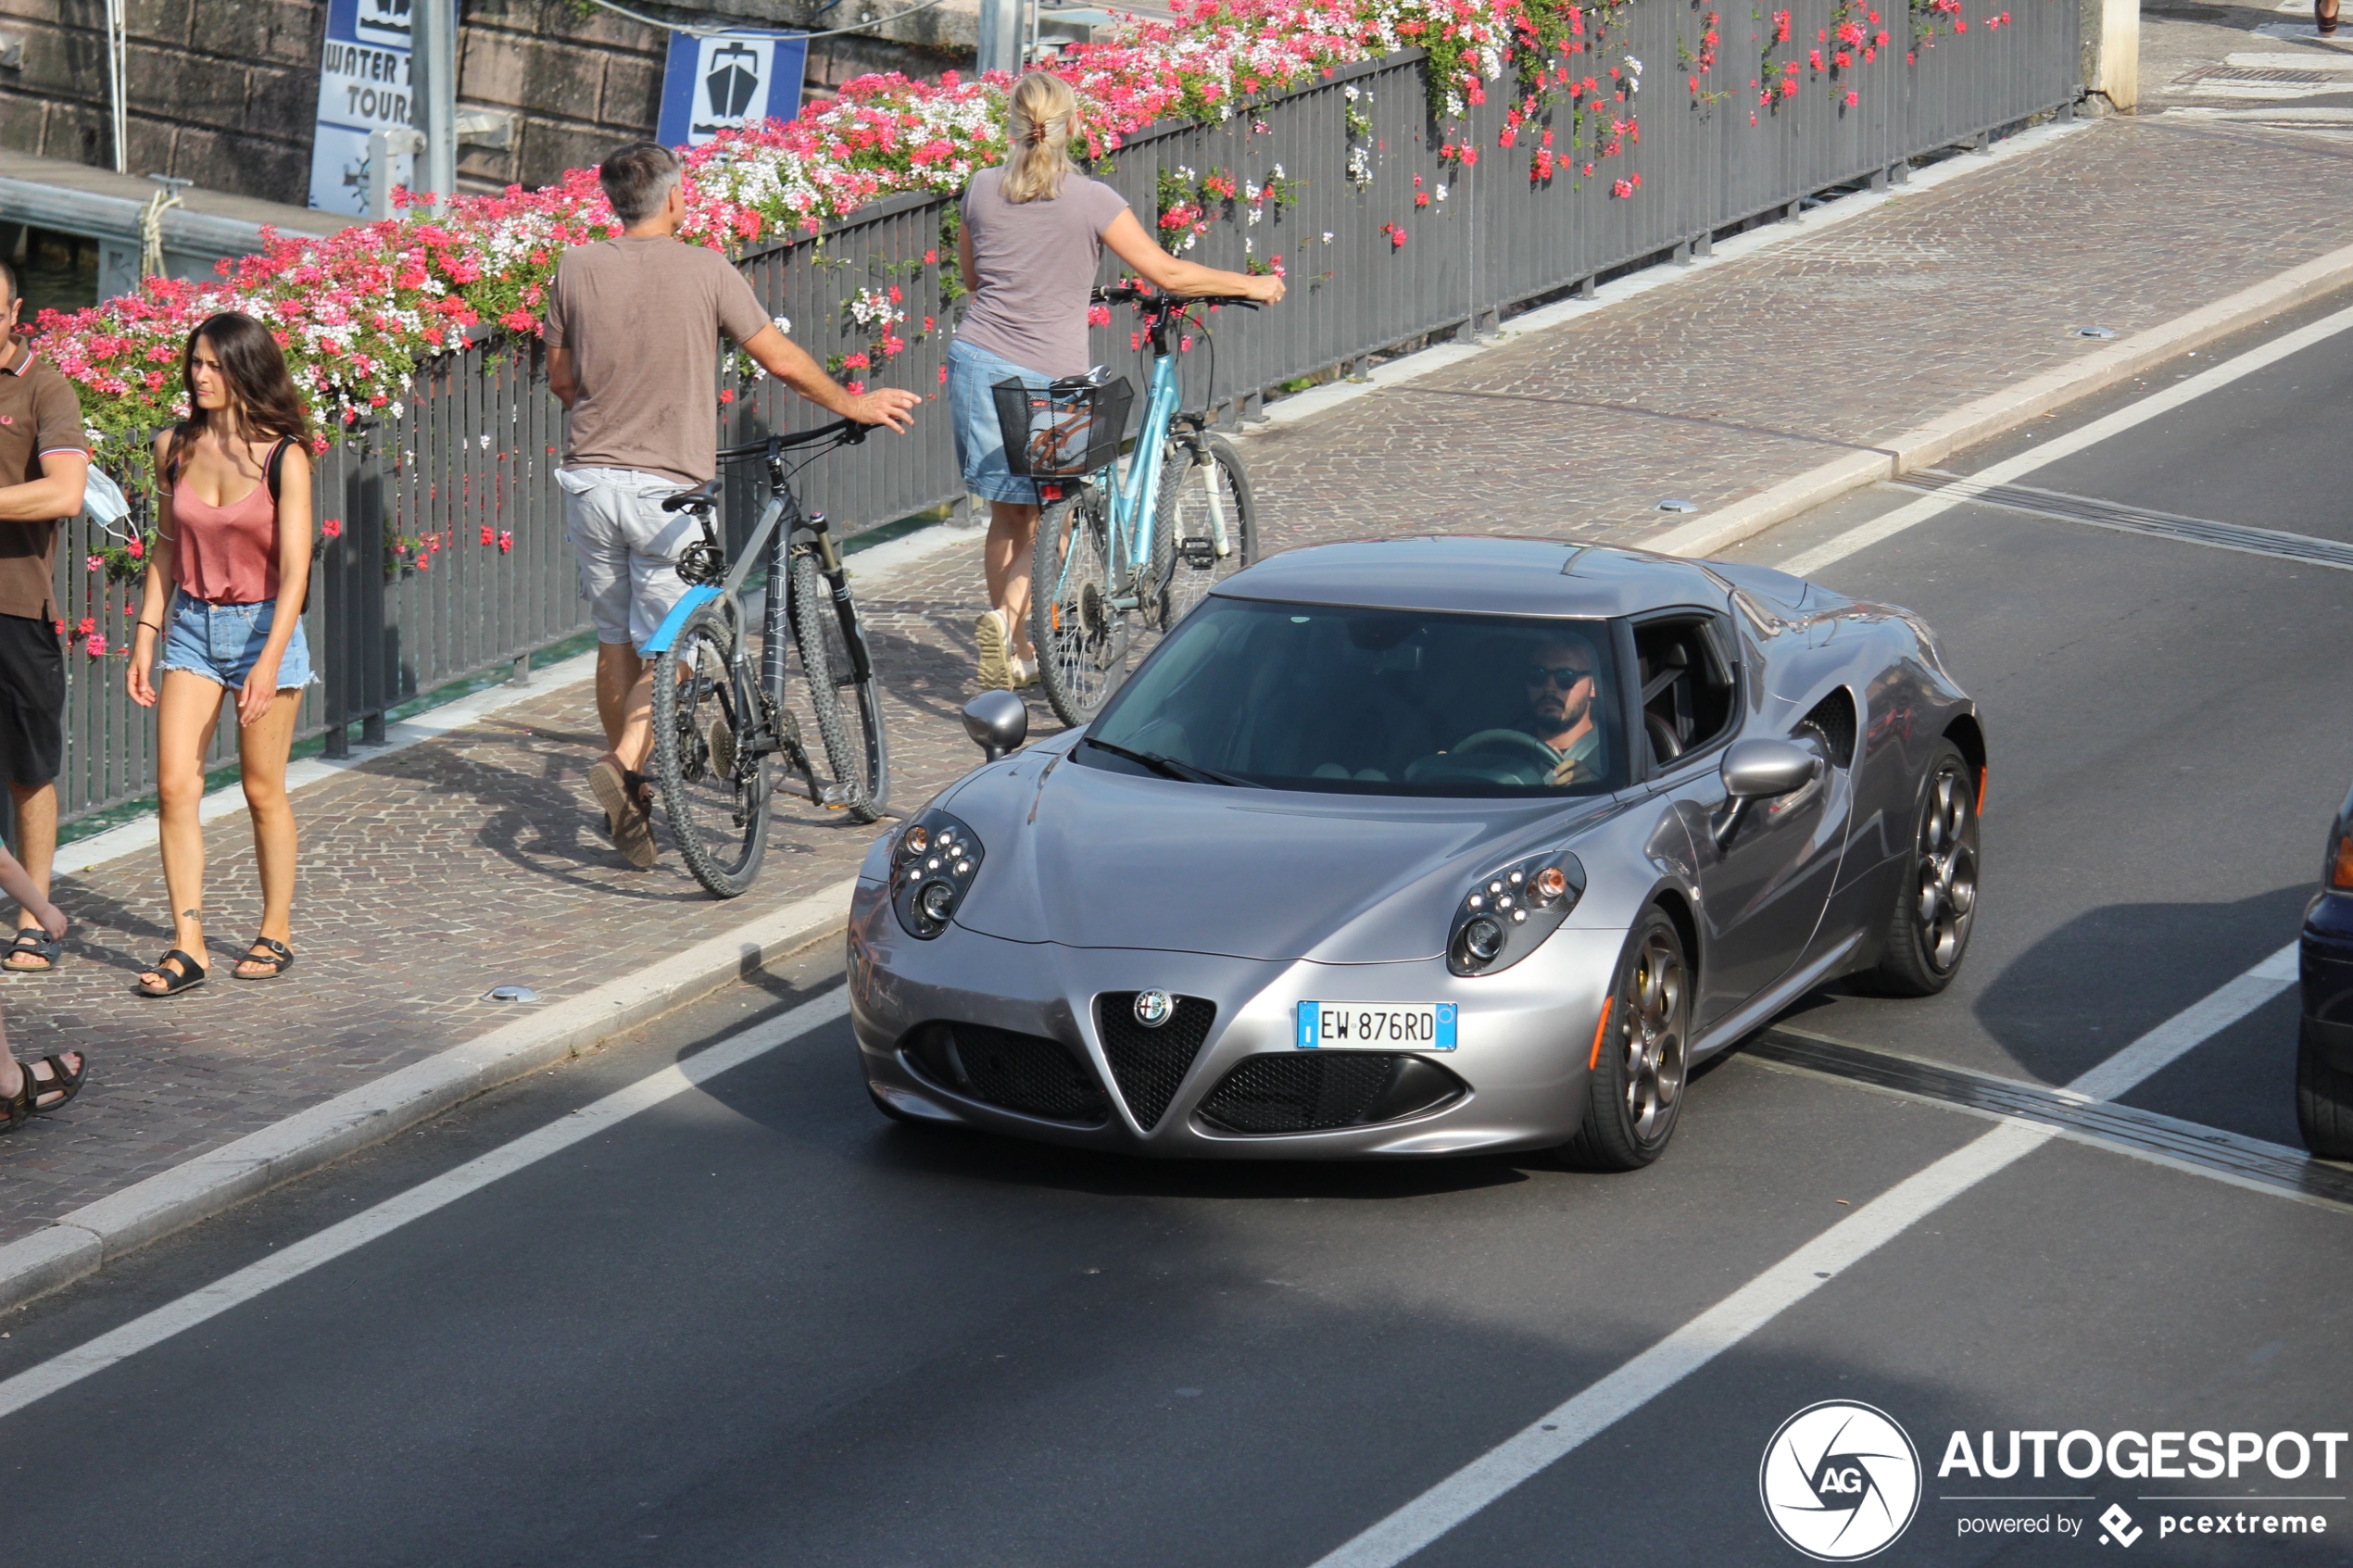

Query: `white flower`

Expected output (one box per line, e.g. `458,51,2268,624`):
1321,231,1333,244
772,314,792,334
1436,183,1448,200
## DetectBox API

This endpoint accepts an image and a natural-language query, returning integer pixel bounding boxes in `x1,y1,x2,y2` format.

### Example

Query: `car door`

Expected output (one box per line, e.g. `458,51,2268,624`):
1634,611,1853,1028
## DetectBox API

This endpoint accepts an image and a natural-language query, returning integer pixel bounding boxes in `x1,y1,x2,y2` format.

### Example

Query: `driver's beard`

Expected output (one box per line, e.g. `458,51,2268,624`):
1538,687,1591,734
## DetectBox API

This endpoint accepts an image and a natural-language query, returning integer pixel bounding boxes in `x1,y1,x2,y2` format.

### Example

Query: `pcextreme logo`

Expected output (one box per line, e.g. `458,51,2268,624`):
1760,1401,1924,1562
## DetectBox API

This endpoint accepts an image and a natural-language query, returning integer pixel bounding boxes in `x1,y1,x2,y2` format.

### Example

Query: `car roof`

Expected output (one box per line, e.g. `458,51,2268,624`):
1211,537,1733,619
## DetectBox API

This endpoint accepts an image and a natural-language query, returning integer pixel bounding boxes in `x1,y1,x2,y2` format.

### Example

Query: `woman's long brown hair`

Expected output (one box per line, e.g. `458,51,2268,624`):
164,311,314,482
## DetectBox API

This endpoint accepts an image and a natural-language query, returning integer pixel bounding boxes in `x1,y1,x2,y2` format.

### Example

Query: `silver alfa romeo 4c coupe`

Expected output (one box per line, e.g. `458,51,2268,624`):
848,537,1983,1168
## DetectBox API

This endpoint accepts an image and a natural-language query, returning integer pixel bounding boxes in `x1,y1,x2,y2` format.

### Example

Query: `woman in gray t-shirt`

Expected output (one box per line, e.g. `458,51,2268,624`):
951,70,1283,693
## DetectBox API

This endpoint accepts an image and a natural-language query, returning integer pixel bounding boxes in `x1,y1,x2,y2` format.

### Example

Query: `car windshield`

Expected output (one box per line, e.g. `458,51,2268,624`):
1076,596,1626,797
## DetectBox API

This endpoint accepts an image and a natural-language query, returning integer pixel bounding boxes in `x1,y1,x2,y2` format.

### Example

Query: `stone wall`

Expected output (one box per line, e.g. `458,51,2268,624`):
0,0,326,205
0,0,978,207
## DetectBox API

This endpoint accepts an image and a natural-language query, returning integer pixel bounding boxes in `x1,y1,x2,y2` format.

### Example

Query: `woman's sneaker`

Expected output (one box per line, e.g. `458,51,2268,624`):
975,608,1013,690
1009,654,1039,689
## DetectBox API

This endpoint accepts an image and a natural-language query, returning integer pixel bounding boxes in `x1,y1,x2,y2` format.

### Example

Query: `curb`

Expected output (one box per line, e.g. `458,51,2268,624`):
1648,237,2353,559
0,878,859,1314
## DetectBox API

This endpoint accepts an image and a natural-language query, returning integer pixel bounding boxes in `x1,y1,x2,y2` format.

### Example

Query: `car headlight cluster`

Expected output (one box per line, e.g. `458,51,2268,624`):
1448,850,1586,976
890,809,985,940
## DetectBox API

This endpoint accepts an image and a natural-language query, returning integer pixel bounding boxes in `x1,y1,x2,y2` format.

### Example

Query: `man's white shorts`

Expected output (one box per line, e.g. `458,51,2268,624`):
558,466,700,654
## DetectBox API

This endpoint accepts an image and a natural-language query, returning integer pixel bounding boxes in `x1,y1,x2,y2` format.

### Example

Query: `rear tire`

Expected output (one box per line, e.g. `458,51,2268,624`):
1030,485,1129,726
652,603,770,899
1150,434,1257,630
1564,909,1691,1171
2297,1017,2353,1160
789,549,886,824
1854,739,1980,997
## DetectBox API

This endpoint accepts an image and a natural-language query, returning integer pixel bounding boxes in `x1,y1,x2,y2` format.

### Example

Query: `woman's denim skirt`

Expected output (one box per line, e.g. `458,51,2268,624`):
947,336,1055,504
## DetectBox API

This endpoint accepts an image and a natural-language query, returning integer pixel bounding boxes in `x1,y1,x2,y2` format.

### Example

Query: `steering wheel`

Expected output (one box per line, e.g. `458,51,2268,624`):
1450,729,1563,771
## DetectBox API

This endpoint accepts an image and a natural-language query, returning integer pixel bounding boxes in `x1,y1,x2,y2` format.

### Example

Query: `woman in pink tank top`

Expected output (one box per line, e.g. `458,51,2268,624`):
124,312,317,997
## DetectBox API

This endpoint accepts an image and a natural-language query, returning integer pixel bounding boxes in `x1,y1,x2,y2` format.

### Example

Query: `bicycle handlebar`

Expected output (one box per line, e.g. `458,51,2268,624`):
1092,284,1262,311
714,417,871,462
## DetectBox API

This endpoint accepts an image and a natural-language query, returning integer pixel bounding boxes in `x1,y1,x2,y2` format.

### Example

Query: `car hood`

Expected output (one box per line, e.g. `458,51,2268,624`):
945,742,1609,961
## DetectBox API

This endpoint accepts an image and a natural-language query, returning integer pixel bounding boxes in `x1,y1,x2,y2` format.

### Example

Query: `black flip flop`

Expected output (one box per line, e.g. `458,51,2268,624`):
133,949,207,997
2,926,60,972
233,937,295,981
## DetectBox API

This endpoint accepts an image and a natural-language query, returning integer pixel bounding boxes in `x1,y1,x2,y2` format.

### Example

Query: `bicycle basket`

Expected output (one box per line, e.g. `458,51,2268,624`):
991,373,1134,479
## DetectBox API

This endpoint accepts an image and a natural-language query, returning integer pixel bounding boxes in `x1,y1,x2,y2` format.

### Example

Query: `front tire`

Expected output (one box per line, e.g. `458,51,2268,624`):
1856,740,1980,997
2297,1017,2353,1159
1565,909,1692,1171
1150,434,1257,631
652,603,770,899
789,549,886,824
1030,485,1129,726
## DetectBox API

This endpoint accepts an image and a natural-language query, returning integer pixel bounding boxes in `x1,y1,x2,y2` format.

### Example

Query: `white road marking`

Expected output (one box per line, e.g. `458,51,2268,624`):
1776,302,2353,579
1305,942,2308,1568
0,989,851,1424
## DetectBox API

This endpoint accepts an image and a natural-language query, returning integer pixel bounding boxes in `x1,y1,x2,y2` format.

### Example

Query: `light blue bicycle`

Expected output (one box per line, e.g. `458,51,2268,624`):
1006,283,1261,726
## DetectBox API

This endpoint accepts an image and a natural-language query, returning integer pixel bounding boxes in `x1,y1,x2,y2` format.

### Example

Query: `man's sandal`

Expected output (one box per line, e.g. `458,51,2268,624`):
233,937,295,981
3,926,61,972
589,759,658,870
28,1053,83,1112
133,950,207,997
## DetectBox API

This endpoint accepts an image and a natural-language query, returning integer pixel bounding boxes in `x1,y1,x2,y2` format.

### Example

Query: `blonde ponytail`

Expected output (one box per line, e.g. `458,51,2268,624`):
1000,71,1078,204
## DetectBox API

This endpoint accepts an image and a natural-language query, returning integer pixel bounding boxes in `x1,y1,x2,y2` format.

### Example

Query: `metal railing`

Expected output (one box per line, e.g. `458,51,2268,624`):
37,19,2076,825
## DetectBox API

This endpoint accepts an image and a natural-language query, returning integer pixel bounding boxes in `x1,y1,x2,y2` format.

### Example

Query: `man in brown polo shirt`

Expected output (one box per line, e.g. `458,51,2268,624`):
0,258,90,972
544,141,916,868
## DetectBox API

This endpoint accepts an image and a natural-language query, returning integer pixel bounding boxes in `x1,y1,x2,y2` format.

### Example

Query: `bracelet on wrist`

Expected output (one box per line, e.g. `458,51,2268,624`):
136,621,161,633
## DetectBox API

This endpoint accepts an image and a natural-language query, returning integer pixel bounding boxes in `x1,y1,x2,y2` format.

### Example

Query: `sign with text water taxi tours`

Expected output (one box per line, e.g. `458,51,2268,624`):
308,0,453,215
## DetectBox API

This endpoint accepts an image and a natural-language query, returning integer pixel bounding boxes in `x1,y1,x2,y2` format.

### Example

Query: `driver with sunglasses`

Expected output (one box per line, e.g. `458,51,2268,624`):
1516,634,1608,786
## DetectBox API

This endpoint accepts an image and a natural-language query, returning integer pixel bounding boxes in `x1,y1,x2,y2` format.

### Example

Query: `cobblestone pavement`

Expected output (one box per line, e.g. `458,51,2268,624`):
6,114,2350,1246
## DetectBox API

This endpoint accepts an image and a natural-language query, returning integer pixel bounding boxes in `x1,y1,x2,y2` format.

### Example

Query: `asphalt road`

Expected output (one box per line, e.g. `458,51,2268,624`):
6,300,2353,1568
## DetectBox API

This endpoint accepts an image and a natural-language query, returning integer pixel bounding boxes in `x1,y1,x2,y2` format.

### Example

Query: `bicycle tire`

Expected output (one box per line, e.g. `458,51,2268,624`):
1151,433,1257,630
1030,484,1130,726
789,549,887,823
652,601,771,898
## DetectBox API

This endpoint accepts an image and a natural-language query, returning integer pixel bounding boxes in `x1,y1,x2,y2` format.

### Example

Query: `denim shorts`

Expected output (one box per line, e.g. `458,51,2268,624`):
947,336,1055,504
159,589,317,692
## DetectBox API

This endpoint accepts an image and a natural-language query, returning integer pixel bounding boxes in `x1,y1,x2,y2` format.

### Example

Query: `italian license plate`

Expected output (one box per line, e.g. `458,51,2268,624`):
1295,1001,1457,1051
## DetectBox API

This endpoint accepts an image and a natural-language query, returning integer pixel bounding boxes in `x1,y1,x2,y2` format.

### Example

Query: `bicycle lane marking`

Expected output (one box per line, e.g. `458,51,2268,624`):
1776,301,2353,580
0,988,852,1425
1304,941,2303,1568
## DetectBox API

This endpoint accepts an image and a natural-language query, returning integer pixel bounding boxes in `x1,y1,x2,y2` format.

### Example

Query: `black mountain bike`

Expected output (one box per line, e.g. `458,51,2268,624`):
647,420,888,898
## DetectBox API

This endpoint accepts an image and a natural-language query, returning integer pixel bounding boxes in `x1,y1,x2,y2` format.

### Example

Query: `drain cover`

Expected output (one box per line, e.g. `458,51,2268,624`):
2073,325,2118,340
484,985,540,1003
1655,497,1701,513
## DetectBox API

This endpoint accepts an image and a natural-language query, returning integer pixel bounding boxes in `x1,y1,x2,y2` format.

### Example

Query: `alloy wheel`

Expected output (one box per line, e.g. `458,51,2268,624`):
1913,762,1978,972
1620,927,1687,1140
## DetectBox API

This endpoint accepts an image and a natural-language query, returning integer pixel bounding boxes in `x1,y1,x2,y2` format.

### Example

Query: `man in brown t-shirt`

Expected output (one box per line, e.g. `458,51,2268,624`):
0,259,90,972
544,142,917,868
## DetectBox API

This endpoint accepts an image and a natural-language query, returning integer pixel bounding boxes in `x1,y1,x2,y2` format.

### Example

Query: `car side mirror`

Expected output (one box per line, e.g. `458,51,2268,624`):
1713,737,1823,848
962,689,1028,761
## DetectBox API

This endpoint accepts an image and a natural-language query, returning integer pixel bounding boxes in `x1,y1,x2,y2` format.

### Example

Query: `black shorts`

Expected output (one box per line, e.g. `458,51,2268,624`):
0,611,63,789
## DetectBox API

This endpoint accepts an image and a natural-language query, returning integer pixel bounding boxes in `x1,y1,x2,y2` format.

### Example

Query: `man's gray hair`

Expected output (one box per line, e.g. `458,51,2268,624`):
599,142,682,226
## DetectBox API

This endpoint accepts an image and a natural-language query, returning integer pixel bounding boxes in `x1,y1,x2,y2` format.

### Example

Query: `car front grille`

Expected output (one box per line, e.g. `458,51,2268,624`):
1196,1052,1469,1135
901,1022,1109,1123
1094,993,1216,1131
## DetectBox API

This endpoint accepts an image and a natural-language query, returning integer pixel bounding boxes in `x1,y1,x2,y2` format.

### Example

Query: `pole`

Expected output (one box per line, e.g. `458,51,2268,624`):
976,0,1022,75
2099,0,2138,109
412,0,459,210
104,0,128,173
